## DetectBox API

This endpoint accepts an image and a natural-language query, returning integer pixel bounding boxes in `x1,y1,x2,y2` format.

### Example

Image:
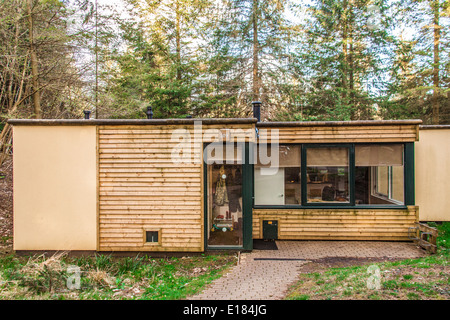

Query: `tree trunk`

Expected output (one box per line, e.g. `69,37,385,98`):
27,0,41,119
252,0,260,102
341,0,348,100
348,5,355,119
95,0,99,119
176,0,182,82
431,0,440,125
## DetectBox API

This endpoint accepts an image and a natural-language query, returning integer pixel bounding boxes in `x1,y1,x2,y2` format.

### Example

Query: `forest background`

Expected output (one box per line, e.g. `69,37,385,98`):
0,0,449,164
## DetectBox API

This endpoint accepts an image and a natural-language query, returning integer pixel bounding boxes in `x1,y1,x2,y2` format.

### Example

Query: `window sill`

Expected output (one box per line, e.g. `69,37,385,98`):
253,205,408,210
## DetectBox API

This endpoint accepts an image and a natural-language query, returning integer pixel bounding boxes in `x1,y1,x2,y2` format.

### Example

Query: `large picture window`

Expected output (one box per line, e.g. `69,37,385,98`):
355,144,404,205
253,143,410,208
305,146,350,204
254,144,301,205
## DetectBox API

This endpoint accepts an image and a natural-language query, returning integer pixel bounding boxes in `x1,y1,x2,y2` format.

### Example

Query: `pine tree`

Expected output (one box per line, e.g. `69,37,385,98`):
291,0,395,121
384,0,450,124
199,0,298,120
101,0,213,119
0,0,95,165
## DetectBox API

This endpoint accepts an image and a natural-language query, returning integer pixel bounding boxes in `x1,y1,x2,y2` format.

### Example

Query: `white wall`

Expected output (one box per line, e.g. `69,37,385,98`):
13,126,98,250
416,128,450,221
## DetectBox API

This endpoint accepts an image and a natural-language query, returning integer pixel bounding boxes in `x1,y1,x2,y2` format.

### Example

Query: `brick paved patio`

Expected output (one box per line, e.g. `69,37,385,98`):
188,240,427,300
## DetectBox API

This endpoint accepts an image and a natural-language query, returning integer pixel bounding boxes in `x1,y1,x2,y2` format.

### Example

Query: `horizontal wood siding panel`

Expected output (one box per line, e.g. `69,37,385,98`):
99,124,255,143
253,207,418,241
98,125,206,252
258,125,418,143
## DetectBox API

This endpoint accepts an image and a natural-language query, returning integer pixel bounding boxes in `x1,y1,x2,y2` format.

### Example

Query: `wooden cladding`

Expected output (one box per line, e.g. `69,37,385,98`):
95,121,419,251
253,207,419,241
98,125,203,252
257,125,419,143
98,123,255,252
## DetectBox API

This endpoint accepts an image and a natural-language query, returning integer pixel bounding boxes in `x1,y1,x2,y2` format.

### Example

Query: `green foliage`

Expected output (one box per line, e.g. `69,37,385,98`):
287,223,450,300
429,221,450,252
285,0,397,121
209,0,300,118
0,0,97,120
286,251,449,300
379,0,450,124
0,253,236,300
1,0,448,123
100,0,211,119
291,294,310,300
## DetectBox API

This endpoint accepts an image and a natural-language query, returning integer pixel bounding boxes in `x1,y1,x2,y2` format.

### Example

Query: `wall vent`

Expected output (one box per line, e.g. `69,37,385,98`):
145,231,159,243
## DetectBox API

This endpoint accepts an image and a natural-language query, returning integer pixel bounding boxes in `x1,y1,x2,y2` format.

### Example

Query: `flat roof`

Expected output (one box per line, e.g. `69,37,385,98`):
8,118,422,126
257,119,422,127
419,125,450,130
7,118,257,126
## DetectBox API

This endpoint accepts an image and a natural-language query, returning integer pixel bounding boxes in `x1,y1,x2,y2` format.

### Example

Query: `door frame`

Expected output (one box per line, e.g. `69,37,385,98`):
203,142,253,251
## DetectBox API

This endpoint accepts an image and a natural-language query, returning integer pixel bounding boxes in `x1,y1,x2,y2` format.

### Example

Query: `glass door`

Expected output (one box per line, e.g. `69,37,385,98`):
205,143,246,248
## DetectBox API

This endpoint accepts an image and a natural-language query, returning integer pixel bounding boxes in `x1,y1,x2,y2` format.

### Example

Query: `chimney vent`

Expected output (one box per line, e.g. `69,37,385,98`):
252,101,261,122
146,106,153,119
83,110,91,120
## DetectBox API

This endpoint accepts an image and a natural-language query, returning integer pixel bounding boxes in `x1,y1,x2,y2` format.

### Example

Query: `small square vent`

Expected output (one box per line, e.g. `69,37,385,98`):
145,231,159,243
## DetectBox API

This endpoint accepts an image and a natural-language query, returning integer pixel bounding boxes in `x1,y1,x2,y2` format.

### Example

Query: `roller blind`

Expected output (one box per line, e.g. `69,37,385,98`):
355,144,403,166
307,147,349,166
205,144,243,164
256,144,301,167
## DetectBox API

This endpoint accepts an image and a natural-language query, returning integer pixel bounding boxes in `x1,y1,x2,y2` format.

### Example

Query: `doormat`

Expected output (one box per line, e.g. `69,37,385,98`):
253,239,278,250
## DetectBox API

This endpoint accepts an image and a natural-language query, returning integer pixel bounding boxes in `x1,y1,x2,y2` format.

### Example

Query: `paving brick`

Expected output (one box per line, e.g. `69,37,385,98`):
187,240,426,300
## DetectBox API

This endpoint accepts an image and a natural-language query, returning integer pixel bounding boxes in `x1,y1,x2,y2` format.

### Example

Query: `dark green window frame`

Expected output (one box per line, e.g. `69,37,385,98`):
301,143,354,207
253,142,414,210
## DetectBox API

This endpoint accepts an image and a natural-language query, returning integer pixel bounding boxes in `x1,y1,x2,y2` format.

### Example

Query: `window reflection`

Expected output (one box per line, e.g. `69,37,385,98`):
254,144,301,205
355,144,404,205
206,144,243,247
306,147,350,203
